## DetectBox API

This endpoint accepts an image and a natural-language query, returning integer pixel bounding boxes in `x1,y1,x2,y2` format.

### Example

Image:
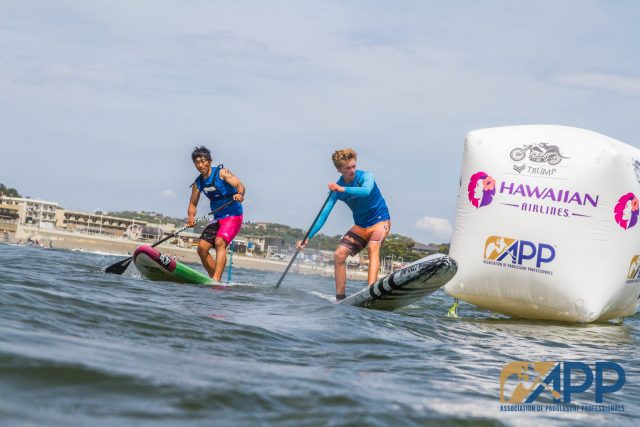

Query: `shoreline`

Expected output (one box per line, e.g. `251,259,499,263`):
8,225,369,280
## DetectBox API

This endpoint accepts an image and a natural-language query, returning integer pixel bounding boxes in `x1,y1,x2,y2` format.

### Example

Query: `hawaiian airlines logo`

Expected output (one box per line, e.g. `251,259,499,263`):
467,169,599,219
613,193,639,230
483,235,555,274
467,171,496,208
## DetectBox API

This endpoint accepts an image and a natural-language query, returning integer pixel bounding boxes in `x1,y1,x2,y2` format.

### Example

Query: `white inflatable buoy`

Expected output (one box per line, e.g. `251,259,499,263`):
446,125,640,322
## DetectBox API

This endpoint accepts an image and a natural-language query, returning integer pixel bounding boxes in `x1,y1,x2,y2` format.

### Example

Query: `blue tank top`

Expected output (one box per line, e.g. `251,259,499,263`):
194,165,242,219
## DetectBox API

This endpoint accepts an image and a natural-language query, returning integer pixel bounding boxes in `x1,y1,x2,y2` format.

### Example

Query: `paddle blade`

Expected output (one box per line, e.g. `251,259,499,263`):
104,257,133,274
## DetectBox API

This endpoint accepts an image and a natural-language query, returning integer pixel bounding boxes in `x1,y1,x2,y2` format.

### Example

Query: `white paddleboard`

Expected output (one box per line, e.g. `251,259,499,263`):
338,253,458,310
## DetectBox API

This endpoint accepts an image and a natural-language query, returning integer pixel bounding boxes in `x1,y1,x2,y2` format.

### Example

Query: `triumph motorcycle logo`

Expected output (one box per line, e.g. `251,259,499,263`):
509,143,569,177
633,159,640,185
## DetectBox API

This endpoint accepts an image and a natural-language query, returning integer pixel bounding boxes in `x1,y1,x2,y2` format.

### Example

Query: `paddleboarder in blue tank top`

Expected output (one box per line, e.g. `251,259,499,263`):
297,148,391,301
187,146,245,281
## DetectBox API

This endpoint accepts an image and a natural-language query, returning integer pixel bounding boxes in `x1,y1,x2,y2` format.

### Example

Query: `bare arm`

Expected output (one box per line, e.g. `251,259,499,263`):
187,184,200,226
220,168,246,202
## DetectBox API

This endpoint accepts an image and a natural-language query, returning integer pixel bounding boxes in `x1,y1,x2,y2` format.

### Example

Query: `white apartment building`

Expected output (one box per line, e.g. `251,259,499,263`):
0,195,59,229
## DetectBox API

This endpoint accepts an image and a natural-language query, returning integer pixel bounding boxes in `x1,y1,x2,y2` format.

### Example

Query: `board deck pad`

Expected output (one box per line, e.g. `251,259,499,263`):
339,254,458,310
133,245,212,284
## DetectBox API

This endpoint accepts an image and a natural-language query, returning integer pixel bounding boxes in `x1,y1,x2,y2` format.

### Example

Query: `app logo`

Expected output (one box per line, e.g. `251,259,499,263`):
467,171,495,208
627,255,640,280
483,235,555,274
510,142,569,166
484,236,516,260
613,193,639,230
500,361,625,406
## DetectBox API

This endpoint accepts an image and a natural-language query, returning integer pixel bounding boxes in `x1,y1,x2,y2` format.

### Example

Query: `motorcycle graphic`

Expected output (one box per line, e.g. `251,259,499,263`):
510,143,568,166
633,160,640,185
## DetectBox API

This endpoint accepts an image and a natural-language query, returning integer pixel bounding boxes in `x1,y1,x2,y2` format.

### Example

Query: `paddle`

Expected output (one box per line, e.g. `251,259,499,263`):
104,200,234,275
275,192,332,288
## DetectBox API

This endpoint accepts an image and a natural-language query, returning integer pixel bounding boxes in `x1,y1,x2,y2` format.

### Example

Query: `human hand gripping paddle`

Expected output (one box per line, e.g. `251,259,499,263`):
104,199,234,275
275,192,332,289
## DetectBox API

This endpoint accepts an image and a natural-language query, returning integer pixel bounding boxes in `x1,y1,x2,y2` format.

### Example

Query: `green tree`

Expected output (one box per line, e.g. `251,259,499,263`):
0,184,21,197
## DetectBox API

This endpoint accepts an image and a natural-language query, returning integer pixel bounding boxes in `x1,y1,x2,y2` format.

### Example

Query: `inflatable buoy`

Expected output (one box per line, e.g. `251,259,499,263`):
447,125,640,322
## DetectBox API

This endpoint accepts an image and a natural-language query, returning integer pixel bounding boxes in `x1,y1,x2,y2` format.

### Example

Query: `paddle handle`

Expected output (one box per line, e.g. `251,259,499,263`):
275,192,332,288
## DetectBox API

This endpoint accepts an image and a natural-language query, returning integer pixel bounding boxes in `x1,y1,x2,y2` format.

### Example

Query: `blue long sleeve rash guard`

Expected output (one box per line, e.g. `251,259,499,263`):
307,170,390,240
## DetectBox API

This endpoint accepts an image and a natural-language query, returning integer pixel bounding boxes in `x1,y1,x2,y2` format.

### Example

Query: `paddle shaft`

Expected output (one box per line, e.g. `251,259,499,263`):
151,211,212,248
275,192,332,288
104,199,234,274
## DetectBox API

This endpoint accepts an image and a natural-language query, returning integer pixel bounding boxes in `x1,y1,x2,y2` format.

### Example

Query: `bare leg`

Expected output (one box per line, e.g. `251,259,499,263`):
367,242,381,285
213,237,228,281
334,245,350,296
197,240,217,278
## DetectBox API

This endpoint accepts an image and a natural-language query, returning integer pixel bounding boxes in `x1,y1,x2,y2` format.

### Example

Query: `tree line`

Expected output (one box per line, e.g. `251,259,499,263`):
0,183,21,198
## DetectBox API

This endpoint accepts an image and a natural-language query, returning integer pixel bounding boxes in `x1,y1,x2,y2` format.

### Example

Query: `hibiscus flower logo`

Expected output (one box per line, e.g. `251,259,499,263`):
468,171,496,208
614,193,640,230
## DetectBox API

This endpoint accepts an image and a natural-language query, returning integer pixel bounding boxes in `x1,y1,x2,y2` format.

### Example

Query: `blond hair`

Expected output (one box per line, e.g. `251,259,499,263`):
332,148,357,169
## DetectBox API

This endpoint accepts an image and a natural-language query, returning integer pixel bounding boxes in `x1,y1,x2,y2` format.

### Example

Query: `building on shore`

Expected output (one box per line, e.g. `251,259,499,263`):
54,209,153,237
0,195,58,229
0,194,168,241
0,202,19,240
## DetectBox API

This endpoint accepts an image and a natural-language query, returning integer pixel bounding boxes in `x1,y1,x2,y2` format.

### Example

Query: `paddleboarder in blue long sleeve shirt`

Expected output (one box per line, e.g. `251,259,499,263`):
297,148,391,301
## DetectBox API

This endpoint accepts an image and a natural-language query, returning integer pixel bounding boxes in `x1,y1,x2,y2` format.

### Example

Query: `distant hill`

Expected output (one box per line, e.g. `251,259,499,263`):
241,221,449,260
0,183,21,198
240,221,341,251
107,210,186,227
92,209,451,260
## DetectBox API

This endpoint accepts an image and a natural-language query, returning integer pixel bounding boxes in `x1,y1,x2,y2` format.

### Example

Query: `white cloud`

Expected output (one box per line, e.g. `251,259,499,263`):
415,216,452,240
2,2,639,239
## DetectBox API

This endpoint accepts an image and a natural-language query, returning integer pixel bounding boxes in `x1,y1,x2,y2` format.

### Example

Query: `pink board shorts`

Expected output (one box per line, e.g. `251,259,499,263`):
200,215,243,245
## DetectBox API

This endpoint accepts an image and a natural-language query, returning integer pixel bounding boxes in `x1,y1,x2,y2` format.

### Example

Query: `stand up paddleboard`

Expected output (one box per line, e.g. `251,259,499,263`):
339,254,457,310
133,245,212,284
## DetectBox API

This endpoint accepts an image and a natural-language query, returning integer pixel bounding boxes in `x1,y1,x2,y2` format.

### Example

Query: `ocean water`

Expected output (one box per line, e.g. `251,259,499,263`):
0,243,638,427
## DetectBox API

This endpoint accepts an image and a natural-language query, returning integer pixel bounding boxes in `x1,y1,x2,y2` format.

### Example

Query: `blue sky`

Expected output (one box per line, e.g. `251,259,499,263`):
1,1,639,243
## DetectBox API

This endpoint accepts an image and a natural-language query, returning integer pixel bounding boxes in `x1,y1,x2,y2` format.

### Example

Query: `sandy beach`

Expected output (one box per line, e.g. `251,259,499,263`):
10,225,368,280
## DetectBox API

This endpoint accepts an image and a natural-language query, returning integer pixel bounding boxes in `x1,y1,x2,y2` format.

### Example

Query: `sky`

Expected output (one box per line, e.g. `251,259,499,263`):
1,0,639,243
